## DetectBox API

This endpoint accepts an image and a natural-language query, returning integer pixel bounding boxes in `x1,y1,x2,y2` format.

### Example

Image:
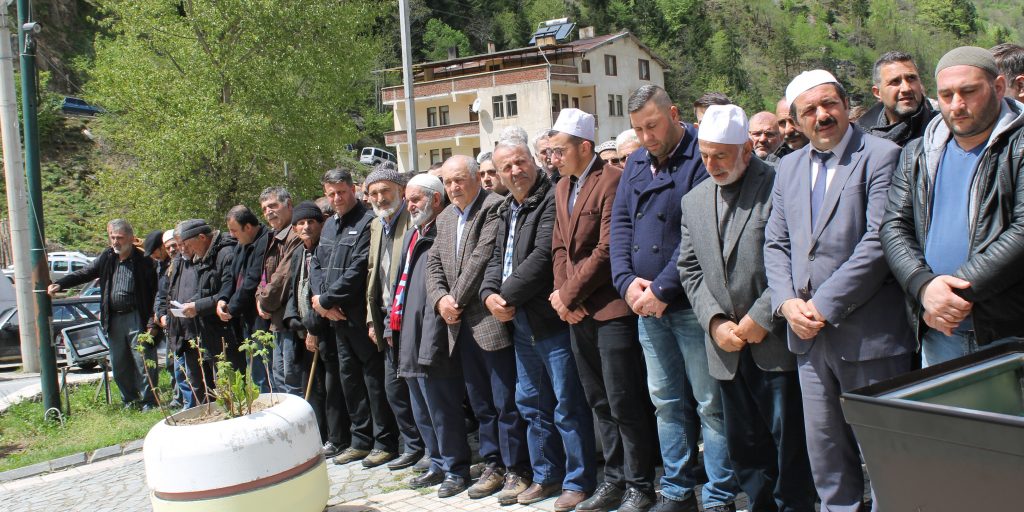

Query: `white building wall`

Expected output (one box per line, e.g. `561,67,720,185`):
580,36,666,143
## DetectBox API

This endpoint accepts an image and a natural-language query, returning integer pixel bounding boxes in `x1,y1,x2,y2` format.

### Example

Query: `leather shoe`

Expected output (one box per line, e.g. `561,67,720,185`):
495,470,532,505
617,487,655,512
411,456,431,474
332,447,370,465
554,489,588,511
409,470,444,489
576,482,624,512
517,482,560,505
467,465,506,498
322,441,343,458
469,461,487,479
437,474,468,498
649,493,698,512
387,451,424,471
702,503,736,512
361,449,398,468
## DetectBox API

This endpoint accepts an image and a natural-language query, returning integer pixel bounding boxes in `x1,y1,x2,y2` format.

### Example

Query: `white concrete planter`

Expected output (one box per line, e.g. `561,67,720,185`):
143,393,328,512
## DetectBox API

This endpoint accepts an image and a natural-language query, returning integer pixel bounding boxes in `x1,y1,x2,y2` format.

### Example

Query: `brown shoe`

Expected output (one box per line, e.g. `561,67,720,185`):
467,465,506,499
496,471,533,505
517,482,561,505
554,489,589,511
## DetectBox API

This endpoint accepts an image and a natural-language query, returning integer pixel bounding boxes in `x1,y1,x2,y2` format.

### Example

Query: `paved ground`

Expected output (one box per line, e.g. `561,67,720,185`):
0,446,749,512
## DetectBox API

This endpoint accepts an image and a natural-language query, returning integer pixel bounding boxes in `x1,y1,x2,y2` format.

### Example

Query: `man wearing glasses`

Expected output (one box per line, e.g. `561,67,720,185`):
748,111,785,165
596,140,624,169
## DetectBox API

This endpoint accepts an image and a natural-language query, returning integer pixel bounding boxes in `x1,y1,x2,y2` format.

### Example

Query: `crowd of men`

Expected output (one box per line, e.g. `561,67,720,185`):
47,43,1024,512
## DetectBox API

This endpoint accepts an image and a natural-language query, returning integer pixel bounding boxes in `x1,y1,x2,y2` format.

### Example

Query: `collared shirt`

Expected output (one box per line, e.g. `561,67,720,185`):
378,206,405,310
649,124,687,175
568,155,598,214
809,124,854,191
110,257,136,312
502,200,525,281
379,201,406,237
455,192,482,255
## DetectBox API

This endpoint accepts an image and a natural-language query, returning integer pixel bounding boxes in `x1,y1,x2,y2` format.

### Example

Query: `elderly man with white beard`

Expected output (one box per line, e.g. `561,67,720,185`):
364,165,426,471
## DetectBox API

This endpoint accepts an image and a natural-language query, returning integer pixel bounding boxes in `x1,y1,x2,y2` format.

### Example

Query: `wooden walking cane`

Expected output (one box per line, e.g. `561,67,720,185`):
304,347,319,400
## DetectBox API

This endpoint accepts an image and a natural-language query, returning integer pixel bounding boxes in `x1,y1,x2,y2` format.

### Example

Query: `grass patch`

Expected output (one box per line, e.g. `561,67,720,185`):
0,370,174,472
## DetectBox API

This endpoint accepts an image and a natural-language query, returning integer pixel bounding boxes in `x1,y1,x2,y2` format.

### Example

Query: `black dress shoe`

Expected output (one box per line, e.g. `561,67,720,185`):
411,457,431,474
409,470,445,488
322,442,343,458
387,451,424,471
649,493,698,512
576,482,625,512
617,487,655,512
437,474,468,498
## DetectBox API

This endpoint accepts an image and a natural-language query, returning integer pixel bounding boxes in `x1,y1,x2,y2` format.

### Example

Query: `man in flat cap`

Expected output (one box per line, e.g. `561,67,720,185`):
679,105,815,512
49,219,159,409
764,69,914,511
548,107,656,512
882,46,1024,367
364,164,426,471
611,85,737,512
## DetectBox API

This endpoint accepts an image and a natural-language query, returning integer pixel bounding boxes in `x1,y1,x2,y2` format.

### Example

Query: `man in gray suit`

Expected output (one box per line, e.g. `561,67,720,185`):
426,155,530,499
764,70,915,512
679,105,815,512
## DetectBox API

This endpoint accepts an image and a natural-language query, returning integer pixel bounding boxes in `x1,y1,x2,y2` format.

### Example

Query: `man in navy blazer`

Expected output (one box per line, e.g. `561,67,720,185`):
764,70,915,512
610,85,738,512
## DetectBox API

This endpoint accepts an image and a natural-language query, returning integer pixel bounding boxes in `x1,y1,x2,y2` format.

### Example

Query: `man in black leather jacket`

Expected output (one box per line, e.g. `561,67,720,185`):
881,46,1024,366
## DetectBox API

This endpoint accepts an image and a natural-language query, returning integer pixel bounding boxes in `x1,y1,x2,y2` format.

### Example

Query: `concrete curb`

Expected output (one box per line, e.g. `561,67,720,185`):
0,439,143,483
0,371,106,413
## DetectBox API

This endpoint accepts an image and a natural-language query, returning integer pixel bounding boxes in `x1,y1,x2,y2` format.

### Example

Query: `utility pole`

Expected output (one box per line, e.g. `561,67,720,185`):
398,0,418,173
16,0,59,411
0,5,37,374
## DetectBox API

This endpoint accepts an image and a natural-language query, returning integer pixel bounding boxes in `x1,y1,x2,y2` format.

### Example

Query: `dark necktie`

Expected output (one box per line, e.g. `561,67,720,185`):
568,175,579,214
810,150,832,226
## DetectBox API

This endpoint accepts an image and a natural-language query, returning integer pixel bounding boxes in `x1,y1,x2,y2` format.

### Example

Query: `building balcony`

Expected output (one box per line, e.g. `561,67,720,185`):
382,64,579,104
385,121,480,145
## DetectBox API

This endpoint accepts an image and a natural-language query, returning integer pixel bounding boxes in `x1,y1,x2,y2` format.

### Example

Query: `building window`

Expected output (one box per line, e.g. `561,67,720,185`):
426,107,438,128
472,147,481,158
552,93,569,115
572,97,579,109
429,149,441,164
505,94,518,117
442,148,453,161
439,105,450,126
492,95,504,119
604,55,617,76
581,59,591,73
608,94,623,117
639,59,650,80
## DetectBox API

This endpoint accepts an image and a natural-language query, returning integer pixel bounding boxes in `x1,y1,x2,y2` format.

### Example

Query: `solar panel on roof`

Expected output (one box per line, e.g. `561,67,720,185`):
529,21,576,45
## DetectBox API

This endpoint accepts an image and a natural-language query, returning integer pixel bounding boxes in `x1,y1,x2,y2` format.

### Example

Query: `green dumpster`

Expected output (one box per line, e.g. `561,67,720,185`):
841,342,1024,511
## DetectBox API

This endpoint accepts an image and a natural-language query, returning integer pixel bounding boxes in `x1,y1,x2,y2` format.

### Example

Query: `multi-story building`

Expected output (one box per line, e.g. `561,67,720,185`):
381,25,667,173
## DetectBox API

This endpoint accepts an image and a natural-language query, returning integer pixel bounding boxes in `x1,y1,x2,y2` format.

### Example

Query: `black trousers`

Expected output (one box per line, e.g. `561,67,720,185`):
569,315,656,493
385,346,425,454
306,338,351,447
333,325,399,452
720,350,816,512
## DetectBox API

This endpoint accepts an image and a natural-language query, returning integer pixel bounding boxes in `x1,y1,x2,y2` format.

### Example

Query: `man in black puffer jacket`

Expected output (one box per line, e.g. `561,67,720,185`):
881,46,1024,366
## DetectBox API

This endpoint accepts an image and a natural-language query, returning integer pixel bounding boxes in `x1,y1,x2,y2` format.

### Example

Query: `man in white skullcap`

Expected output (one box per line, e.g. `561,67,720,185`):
678,105,816,512
611,84,740,512
595,140,622,168
547,107,658,512
764,70,913,511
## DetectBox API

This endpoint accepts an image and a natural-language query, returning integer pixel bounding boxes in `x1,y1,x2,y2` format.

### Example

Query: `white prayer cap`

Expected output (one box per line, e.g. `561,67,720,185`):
162,230,175,243
551,108,595,142
785,69,839,105
595,140,618,153
697,105,749,145
407,173,445,197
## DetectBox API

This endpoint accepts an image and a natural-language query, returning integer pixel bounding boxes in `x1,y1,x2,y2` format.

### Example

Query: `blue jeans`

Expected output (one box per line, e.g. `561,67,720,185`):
512,311,596,492
638,308,737,506
922,329,1019,367
173,354,196,409
272,330,305,395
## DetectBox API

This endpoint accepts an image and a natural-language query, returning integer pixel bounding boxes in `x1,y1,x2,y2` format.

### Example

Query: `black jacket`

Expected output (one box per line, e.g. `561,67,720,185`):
284,244,329,339
227,225,270,329
479,174,567,341
881,99,1024,345
310,202,374,331
192,230,239,353
159,254,196,353
856,100,936,148
56,246,157,333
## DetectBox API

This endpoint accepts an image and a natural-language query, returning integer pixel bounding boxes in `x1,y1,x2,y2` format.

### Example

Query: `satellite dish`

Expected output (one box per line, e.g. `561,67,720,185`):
471,98,481,113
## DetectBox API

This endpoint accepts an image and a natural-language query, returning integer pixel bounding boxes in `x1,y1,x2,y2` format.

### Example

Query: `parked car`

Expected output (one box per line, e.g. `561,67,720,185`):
61,96,104,116
0,296,103,369
2,251,94,283
359,147,397,167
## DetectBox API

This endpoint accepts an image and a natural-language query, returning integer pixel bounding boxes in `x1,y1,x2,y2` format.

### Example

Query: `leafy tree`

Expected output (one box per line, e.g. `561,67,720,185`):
82,0,386,230
917,0,978,38
423,19,473,61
